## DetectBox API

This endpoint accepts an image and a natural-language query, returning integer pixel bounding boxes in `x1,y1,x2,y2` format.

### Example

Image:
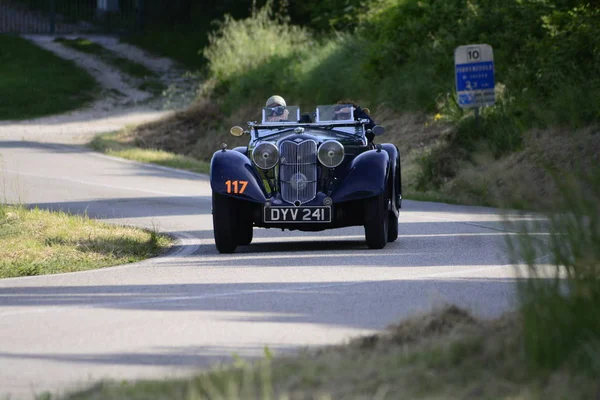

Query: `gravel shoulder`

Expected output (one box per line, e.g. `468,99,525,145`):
0,35,198,144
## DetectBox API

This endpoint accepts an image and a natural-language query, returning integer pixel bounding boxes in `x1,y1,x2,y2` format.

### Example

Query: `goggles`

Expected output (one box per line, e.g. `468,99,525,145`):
266,105,286,117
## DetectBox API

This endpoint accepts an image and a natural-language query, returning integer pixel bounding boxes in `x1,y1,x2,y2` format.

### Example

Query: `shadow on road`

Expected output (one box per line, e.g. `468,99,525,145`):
0,277,526,368
29,196,212,219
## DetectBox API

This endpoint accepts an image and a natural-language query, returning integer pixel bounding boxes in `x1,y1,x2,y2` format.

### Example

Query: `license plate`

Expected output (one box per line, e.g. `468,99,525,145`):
264,206,331,223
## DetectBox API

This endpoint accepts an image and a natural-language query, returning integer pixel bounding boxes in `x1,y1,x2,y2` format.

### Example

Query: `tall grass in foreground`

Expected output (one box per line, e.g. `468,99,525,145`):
511,168,600,373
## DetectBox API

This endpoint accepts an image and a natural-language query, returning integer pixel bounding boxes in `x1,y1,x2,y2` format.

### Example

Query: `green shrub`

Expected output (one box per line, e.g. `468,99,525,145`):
204,6,312,108
452,101,523,159
415,143,458,191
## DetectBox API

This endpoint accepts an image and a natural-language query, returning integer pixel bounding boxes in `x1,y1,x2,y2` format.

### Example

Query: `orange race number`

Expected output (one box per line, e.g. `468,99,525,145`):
225,180,248,194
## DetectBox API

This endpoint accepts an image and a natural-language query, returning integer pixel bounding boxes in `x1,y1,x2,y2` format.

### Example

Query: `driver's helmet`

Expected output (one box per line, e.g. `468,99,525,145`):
266,95,286,108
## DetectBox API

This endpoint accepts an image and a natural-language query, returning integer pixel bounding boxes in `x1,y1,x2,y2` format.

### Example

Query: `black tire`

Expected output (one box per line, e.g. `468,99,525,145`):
237,219,253,246
212,192,238,254
388,211,399,242
364,191,389,249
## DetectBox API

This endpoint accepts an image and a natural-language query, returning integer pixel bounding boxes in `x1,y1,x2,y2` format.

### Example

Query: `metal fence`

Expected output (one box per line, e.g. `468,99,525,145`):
0,0,143,34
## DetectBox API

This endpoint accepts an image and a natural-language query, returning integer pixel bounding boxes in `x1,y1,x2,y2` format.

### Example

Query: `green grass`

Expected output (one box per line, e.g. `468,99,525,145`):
55,38,164,94
90,131,210,174
0,204,172,278
0,35,97,120
122,29,208,71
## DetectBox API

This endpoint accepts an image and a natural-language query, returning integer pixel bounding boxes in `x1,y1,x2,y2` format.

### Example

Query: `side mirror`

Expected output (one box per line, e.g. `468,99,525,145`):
372,125,385,136
230,126,245,137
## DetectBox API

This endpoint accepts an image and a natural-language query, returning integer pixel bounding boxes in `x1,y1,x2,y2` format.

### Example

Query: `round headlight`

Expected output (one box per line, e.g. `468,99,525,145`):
252,142,279,170
318,140,344,168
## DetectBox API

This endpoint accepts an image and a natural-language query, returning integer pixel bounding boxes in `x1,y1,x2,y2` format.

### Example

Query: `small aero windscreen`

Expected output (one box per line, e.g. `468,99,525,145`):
316,104,355,123
261,106,300,124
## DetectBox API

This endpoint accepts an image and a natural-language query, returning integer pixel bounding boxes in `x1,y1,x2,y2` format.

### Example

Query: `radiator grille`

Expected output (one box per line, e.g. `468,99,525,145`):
280,140,317,204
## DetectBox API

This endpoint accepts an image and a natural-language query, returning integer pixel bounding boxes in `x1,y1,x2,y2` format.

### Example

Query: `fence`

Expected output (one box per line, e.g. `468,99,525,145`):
0,0,143,34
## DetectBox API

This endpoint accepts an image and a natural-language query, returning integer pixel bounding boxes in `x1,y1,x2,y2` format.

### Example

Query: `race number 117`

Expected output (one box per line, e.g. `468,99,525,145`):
225,180,248,194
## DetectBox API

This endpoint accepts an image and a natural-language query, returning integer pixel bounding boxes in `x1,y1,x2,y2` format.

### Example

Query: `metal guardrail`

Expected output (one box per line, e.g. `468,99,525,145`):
0,0,142,34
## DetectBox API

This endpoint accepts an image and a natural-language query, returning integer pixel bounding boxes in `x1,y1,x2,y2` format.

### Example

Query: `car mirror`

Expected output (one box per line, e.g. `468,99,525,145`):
230,126,245,137
372,125,385,136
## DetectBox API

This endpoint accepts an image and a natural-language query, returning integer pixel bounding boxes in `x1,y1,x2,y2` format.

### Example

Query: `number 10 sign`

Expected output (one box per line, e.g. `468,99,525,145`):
454,44,495,108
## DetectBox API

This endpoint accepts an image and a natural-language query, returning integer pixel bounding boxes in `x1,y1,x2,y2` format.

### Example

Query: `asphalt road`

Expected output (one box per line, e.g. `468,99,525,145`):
0,140,533,398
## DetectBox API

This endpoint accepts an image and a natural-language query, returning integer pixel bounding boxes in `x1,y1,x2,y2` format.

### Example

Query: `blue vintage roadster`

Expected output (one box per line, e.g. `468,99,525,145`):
210,104,402,253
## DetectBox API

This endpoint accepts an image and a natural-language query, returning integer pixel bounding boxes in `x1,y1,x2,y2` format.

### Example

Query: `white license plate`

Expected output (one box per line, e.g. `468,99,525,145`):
264,206,331,223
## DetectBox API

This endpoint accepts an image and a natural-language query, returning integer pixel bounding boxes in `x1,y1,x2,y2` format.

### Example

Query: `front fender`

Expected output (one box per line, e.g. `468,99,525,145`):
331,149,390,203
210,150,267,203
381,143,402,211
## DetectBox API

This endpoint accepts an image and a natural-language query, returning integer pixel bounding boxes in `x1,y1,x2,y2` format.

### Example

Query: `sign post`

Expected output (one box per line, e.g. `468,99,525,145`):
454,44,495,117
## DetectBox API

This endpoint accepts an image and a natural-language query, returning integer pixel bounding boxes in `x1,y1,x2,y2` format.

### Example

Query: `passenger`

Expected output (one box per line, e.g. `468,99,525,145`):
265,95,289,122
333,104,353,121
335,100,377,141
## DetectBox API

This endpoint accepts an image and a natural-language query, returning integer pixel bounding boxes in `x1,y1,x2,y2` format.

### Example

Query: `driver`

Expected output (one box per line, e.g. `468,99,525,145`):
265,95,289,122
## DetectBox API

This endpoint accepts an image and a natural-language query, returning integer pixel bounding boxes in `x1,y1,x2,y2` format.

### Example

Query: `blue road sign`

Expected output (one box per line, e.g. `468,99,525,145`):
455,61,495,92
454,44,495,108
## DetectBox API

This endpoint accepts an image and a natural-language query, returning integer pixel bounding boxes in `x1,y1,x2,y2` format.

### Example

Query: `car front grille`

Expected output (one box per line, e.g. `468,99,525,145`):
279,140,317,204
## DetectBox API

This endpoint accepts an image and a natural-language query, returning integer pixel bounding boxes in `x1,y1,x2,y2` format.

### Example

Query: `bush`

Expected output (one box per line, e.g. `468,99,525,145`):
203,5,313,110
359,0,600,124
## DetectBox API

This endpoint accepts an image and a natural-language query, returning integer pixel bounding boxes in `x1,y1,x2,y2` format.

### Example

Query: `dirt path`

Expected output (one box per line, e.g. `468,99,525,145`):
0,35,198,144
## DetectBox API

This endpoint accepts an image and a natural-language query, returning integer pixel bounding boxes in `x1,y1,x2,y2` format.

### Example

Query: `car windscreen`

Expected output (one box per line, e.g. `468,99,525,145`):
254,127,365,142
316,104,354,123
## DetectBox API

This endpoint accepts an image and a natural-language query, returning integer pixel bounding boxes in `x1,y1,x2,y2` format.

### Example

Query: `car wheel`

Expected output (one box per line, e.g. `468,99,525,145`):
364,191,389,249
212,192,238,254
237,218,253,246
388,211,398,242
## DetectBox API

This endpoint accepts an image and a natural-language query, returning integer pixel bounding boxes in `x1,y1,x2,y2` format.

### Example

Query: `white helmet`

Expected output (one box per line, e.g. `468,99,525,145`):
265,95,286,107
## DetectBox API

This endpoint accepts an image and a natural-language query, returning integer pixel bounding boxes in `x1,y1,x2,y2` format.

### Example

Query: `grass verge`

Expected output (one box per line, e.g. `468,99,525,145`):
55,37,164,95
90,131,210,174
0,35,97,120
510,167,600,373
0,204,172,279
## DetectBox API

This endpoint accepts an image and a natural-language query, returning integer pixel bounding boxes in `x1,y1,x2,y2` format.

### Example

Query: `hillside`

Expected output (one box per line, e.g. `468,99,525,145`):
121,0,599,209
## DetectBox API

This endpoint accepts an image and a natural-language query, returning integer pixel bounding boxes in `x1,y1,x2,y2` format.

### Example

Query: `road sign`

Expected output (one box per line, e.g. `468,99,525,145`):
454,44,495,108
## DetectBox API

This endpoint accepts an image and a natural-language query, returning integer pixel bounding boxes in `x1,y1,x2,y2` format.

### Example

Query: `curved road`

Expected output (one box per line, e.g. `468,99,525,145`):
0,140,526,398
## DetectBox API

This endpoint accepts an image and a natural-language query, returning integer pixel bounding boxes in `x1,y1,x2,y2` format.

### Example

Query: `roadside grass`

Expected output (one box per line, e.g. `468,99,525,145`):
0,204,172,279
0,35,97,120
90,131,210,174
55,37,164,95
59,306,597,400
509,167,600,374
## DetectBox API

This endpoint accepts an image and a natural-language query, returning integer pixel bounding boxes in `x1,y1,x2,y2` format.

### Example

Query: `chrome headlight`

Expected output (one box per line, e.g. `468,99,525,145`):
252,142,279,170
318,140,344,168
